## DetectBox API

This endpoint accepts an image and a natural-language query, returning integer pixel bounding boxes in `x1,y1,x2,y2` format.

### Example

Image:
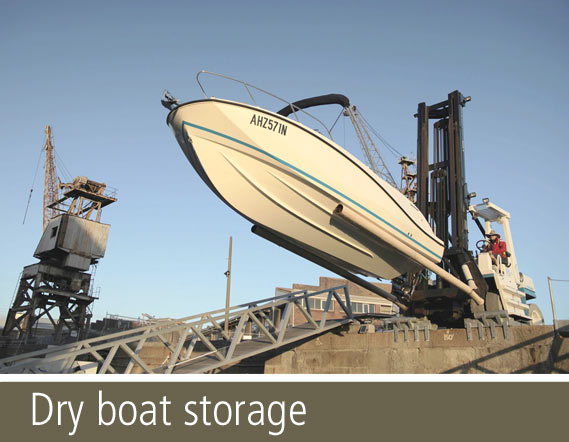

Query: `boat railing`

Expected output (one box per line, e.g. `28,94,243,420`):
196,70,334,139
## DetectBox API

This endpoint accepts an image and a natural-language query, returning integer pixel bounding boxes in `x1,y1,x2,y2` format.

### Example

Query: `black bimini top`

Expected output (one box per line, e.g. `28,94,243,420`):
277,94,350,117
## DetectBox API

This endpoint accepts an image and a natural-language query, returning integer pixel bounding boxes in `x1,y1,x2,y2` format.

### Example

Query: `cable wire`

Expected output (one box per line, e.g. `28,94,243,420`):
54,149,73,183
328,108,344,134
359,112,403,158
22,147,44,224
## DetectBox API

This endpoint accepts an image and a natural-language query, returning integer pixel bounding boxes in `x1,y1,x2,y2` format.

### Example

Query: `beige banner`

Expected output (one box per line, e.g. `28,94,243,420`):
0,381,566,441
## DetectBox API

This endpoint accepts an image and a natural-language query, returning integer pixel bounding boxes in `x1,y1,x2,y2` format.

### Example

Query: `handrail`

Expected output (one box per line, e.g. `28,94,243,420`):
195,70,335,139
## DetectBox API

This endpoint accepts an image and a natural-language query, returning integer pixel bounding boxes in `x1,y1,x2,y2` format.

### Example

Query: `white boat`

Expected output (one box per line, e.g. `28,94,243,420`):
164,73,444,283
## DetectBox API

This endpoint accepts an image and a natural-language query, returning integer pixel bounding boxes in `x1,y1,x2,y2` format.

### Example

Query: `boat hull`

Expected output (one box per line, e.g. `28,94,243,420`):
167,98,444,280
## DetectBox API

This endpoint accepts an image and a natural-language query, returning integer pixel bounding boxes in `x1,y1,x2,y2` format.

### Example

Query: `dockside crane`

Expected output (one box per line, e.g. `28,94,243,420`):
3,126,117,343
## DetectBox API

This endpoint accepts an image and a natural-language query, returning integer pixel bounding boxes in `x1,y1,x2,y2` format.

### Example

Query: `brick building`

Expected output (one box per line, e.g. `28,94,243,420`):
275,276,398,326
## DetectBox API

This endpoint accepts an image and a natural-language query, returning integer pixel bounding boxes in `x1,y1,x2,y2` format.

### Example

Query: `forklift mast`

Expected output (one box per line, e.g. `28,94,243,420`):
416,91,471,254
411,91,487,324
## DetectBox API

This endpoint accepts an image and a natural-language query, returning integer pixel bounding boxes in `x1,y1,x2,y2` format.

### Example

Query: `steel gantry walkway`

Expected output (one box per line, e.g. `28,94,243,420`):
0,285,353,374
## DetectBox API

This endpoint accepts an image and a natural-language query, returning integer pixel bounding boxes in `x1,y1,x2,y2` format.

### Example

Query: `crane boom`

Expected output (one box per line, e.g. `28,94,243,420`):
43,125,59,231
344,106,398,188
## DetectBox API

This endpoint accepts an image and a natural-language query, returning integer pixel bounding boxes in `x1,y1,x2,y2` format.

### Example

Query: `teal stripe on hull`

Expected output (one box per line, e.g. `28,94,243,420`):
182,120,443,261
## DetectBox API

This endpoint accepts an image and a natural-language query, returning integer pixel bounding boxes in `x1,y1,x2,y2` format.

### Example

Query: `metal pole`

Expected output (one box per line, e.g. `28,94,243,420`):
548,276,558,336
224,236,232,335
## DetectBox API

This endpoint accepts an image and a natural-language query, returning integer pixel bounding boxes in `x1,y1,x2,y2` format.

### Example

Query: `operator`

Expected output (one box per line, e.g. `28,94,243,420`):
485,230,507,266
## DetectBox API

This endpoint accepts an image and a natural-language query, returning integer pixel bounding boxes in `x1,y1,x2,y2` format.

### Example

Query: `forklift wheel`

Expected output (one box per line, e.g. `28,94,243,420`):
528,304,544,325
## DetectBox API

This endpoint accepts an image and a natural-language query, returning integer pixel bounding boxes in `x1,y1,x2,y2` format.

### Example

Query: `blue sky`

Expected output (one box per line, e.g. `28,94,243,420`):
1,0,568,324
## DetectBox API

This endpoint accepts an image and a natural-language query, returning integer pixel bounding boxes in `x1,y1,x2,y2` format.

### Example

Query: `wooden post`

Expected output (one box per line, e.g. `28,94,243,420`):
224,236,232,335
548,277,558,336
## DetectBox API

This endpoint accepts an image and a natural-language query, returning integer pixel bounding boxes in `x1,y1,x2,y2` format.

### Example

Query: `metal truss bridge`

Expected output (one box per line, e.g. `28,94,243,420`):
0,285,353,374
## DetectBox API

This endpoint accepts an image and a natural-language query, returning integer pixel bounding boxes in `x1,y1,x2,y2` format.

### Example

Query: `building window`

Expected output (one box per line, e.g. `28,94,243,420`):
50,226,58,238
351,302,375,314
300,297,334,312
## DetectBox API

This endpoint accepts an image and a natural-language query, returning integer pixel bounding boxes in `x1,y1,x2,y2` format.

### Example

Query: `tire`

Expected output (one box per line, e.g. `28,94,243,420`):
485,291,503,312
528,304,544,325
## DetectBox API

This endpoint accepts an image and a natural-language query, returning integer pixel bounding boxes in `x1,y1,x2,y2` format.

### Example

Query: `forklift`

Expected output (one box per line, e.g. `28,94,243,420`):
403,91,543,326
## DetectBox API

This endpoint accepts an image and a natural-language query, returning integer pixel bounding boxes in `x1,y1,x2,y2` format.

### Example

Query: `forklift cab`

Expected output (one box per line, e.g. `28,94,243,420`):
469,200,518,279
469,199,540,322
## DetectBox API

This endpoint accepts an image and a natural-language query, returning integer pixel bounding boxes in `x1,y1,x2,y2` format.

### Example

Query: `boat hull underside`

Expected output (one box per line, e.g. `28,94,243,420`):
168,99,443,280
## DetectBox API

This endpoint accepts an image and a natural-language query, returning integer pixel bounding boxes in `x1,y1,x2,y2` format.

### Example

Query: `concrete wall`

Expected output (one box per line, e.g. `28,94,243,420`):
264,324,569,374
74,323,568,374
